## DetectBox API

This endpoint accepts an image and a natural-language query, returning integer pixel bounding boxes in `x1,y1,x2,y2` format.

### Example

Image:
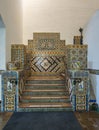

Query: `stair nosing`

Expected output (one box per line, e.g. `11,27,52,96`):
19,103,72,108
23,89,66,92
21,96,70,99
25,84,65,86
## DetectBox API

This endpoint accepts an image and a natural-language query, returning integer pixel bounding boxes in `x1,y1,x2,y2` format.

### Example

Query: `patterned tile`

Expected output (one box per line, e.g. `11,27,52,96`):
11,44,26,69
26,33,66,75
31,56,65,74
66,45,88,70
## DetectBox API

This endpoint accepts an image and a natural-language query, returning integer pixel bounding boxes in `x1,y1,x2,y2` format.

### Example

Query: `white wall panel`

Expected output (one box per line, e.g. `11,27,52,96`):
23,0,99,44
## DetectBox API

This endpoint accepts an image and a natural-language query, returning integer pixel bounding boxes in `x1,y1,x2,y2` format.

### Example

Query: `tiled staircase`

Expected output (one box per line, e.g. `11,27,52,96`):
18,75,72,112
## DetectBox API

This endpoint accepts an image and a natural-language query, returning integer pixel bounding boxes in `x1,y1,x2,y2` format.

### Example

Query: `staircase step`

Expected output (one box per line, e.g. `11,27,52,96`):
19,102,73,112
25,84,65,89
23,89,66,92
22,89,68,96
27,76,64,80
20,96,70,103
19,75,72,112
19,102,72,109
18,107,73,112
26,80,65,84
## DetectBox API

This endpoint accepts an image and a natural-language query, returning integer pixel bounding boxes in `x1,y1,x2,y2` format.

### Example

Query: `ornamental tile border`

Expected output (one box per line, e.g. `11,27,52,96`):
88,69,99,75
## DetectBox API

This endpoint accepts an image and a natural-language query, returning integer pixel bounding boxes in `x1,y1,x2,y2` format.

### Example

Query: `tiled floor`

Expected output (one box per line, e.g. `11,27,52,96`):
0,111,99,130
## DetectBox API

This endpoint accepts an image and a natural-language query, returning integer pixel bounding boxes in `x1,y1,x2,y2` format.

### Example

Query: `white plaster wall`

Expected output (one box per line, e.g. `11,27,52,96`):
0,0,23,64
90,74,99,105
84,10,99,70
83,10,99,105
96,75,99,105
0,28,6,70
0,75,1,100
23,0,99,44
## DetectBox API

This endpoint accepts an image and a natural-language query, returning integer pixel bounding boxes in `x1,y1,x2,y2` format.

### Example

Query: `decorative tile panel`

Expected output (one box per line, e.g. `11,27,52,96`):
73,36,82,45
68,70,89,111
66,45,87,70
33,32,60,40
1,70,28,112
27,33,66,75
31,56,65,75
11,44,26,69
1,71,18,112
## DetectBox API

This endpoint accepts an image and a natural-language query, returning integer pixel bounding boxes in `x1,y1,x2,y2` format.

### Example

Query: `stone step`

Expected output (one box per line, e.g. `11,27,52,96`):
19,102,72,112
27,75,64,80
22,89,68,96
19,102,72,108
19,75,72,112
25,84,65,89
26,80,65,84
18,107,73,112
20,96,70,103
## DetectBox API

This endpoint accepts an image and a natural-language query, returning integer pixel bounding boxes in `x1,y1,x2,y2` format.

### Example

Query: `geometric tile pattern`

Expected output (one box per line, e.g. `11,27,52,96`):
37,39,56,50
33,32,60,40
1,71,18,112
73,36,82,45
76,95,87,111
68,70,89,111
28,40,66,56
88,69,99,75
66,45,87,70
27,33,66,75
31,56,65,75
76,95,88,111
1,70,28,112
11,44,26,69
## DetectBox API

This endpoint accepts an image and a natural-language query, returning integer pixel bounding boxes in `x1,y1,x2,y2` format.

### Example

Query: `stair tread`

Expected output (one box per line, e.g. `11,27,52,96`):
19,75,72,111
25,84,65,86
21,96,69,99
23,89,66,92
19,102,72,108
27,76,64,80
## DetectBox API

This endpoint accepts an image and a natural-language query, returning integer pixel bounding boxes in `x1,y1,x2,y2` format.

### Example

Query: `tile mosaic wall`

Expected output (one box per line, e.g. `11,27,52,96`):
10,33,66,75
27,33,66,75
31,56,65,75
88,69,99,75
73,36,82,45
68,70,89,111
33,32,60,40
66,45,87,70
1,70,28,112
7,32,90,111
11,44,26,69
1,71,18,112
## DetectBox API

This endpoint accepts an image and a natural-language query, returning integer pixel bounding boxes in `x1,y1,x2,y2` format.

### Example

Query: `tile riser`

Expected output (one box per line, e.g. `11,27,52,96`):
20,99,70,103
18,107,73,112
19,76,72,112
26,80,65,84
25,86,66,89
22,92,68,96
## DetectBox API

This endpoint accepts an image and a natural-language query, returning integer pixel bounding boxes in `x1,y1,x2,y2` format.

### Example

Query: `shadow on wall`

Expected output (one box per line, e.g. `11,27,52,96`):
84,10,99,70
0,14,6,70
84,10,99,106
